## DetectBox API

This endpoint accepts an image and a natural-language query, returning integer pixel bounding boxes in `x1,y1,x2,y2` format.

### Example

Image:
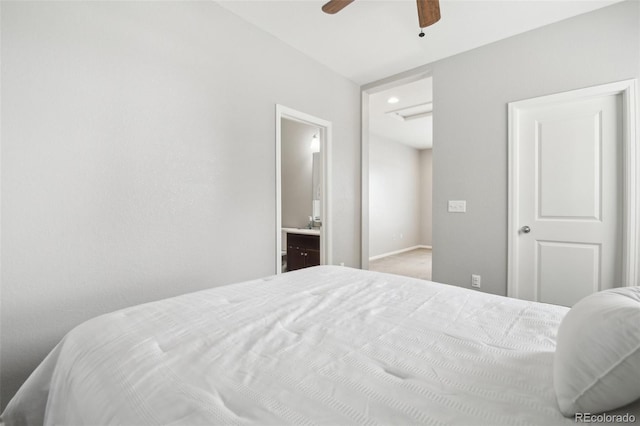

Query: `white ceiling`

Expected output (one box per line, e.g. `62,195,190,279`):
217,0,623,86
217,0,622,148
369,77,433,149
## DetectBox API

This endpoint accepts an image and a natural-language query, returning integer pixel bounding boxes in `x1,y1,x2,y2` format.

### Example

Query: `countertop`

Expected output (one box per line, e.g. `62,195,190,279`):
282,227,320,236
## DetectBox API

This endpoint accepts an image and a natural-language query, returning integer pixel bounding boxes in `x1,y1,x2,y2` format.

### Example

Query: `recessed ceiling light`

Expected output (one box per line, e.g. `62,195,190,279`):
387,97,399,104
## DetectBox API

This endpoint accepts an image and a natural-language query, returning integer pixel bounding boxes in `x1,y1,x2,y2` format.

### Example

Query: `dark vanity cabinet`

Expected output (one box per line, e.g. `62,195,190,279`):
286,233,320,271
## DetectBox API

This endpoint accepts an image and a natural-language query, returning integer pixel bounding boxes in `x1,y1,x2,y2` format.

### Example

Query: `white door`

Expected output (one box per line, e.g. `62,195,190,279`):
510,89,624,307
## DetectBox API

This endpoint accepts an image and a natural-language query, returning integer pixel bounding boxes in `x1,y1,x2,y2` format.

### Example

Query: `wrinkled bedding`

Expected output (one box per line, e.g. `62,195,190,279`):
1,266,615,425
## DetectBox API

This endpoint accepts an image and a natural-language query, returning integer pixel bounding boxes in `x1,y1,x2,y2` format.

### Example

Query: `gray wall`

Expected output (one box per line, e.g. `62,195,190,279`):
0,1,360,407
281,119,316,229
419,149,433,246
369,136,431,258
431,0,640,294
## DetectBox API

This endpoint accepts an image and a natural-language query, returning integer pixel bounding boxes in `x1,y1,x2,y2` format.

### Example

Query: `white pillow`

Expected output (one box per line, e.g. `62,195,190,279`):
554,286,640,416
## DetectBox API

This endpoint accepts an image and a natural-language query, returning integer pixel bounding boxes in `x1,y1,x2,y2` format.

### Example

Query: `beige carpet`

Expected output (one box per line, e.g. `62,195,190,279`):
369,248,432,281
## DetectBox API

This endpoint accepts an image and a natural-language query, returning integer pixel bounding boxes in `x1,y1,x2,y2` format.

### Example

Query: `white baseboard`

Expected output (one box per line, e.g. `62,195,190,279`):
369,245,432,261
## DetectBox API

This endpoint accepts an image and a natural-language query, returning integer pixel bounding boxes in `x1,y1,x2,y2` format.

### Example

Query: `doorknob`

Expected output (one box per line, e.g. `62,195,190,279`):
521,226,531,234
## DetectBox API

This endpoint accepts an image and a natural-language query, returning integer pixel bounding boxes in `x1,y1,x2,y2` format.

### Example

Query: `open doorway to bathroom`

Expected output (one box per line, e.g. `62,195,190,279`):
276,105,332,275
363,75,433,281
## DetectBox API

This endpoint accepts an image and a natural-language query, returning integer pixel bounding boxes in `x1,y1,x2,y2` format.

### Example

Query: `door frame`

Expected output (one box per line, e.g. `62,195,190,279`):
507,79,639,299
360,65,432,269
275,104,332,274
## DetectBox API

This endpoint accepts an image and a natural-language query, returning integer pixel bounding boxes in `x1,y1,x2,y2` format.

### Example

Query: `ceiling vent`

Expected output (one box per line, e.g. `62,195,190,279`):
386,102,433,121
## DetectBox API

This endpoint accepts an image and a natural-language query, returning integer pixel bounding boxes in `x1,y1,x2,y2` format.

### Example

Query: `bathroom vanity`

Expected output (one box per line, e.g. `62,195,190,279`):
282,228,320,271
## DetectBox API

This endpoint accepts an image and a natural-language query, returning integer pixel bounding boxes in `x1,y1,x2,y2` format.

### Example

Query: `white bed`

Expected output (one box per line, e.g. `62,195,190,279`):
2,266,639,425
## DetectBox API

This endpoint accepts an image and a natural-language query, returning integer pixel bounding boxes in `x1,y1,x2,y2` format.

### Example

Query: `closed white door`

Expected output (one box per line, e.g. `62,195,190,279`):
510,91,622,307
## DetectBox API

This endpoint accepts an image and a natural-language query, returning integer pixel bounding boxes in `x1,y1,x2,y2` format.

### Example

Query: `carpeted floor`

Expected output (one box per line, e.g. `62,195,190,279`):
369,248,432,281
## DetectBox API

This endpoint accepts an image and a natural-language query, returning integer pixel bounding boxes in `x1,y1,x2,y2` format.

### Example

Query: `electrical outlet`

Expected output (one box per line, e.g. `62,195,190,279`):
471,274,481,288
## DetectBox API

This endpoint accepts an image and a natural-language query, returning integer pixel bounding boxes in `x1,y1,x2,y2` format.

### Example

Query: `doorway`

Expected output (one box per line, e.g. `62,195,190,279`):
361,69,433,280
275,105,332,274
508,80,638,306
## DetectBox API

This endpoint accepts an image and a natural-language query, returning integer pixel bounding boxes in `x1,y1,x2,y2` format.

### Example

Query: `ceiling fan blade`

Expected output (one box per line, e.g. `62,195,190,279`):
322,0,355,14
417,0,441,28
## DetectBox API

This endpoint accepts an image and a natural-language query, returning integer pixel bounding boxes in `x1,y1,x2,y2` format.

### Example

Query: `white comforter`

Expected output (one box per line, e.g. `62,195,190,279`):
2,266,594,425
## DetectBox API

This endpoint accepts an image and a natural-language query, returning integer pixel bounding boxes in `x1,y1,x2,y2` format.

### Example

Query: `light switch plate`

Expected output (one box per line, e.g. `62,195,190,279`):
448,200,467,213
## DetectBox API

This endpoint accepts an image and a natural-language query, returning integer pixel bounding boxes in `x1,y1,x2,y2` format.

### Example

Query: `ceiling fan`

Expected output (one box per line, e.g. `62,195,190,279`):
322,0,441,37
